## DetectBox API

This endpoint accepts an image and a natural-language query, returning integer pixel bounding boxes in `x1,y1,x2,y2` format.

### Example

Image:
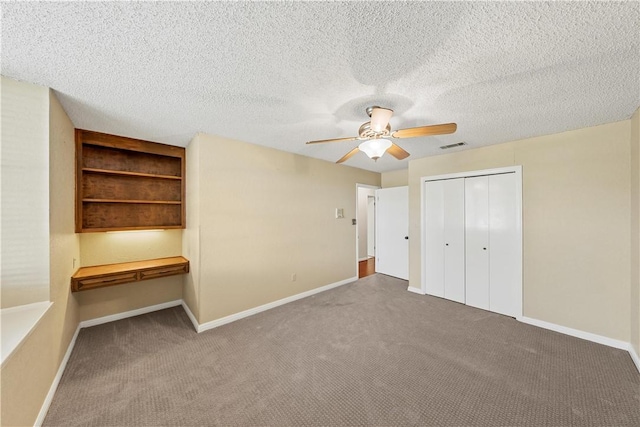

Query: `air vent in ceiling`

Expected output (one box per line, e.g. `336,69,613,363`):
440,142,467,150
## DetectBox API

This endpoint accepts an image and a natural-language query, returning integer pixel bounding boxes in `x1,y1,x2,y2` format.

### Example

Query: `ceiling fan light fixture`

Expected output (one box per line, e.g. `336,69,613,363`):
369,107,393,132
359,138,392,161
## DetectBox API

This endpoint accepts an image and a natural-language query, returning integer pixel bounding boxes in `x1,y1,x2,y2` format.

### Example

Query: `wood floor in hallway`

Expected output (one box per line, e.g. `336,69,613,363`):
358,257,375,278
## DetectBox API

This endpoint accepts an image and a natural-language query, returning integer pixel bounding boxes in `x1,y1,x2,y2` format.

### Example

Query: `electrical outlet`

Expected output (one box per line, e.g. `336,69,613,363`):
291,273,297,282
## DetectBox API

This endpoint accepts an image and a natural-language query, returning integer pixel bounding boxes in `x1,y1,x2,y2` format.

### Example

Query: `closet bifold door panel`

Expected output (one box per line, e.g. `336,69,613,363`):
464,176,490,310
488,173,519,317
464,172,519,316
443,179,465,303
424,178,465,302
424,180,445,298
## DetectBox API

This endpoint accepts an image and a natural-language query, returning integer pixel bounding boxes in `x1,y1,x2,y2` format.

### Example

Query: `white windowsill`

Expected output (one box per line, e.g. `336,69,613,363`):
1,301,52,367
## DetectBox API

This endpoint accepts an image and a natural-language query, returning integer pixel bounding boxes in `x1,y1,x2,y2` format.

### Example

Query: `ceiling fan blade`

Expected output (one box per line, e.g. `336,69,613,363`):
306,136,359,144
336,147,360,164
392,123,457,139
387,143,410,160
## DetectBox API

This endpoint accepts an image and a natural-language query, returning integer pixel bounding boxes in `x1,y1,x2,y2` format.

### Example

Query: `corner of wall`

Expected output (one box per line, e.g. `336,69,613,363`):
630,107,640,356
182,134,201,323
48,89,81,354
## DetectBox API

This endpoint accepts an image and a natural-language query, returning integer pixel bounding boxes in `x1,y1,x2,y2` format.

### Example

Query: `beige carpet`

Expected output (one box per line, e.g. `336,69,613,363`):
44,274,640,426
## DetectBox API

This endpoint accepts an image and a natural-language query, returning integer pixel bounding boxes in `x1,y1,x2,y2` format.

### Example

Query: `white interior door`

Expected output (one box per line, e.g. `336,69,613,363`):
424,181,445,297
489,173,520,317
465,176,490,310
443,179,465,303
376,186,409,280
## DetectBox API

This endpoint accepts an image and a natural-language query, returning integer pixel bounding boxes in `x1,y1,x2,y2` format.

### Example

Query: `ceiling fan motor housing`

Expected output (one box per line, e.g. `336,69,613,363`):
358,122,391,139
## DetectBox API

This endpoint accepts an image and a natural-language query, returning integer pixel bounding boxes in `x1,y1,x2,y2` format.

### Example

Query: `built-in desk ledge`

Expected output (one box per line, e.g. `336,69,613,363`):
70,256,189,292
1,301,53,367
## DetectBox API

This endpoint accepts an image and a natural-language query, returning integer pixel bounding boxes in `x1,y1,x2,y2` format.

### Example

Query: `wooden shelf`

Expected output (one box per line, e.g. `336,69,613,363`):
71,256,189,292
82,168,183,180
83,199,182,204
76,129,186,232
75,225,185,233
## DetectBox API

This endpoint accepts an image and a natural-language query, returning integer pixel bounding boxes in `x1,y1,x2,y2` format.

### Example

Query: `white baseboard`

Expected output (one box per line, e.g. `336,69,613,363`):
407,286,425,295
517,316,629,350
34,324,80,427
197,276,357,333
79,300,182,328
628,344,640,373
181,300,199,332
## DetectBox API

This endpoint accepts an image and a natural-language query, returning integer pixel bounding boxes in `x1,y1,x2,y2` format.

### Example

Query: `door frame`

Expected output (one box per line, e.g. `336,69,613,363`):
367,195,376,258
356,183,380,277
420,166,523,316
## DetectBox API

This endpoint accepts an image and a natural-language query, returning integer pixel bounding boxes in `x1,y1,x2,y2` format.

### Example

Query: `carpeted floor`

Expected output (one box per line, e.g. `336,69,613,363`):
44,274,640,426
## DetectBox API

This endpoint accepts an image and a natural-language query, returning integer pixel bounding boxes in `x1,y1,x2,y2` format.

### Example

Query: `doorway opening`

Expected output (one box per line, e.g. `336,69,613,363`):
356,184,379,278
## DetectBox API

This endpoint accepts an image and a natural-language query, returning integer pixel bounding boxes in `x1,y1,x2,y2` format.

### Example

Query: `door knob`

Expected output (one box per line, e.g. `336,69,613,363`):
404,236,409,240
483,247,487,250
445,243,449,246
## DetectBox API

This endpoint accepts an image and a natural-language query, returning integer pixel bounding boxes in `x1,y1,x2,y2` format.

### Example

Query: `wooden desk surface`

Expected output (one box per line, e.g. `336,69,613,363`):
72,256,189,279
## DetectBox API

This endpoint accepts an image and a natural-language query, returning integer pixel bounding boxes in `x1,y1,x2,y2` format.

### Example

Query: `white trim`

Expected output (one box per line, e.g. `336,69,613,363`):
421,166,522,183
79,300,182,328
34,325,80,427
358,257,370,262
419,165,523,319
628,344,640,373
517,316,629,350
407,286,425,295
1,301,53,367
198,276,357,333
181,300,200,333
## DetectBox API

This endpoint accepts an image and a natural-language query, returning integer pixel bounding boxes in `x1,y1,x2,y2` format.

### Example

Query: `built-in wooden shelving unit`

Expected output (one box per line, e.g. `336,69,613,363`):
75,129,186,232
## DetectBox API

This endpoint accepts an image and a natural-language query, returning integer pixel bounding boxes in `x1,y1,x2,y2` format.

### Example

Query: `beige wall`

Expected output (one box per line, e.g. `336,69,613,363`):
187,133,380,323
75,276,182,321
1,90,80,426
1,77,50,308
79,230,182,266
631,107,640,356
381,168,408,188
409,121,632,342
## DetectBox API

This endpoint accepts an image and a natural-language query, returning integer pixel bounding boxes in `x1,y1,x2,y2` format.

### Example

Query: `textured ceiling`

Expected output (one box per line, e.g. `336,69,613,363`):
2,2,639,173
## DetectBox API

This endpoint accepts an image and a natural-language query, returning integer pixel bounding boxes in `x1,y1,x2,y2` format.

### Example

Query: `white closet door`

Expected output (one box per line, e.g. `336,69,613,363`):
465,176,490,310
489,173,520,317
424,181,445,297
443,179,465,303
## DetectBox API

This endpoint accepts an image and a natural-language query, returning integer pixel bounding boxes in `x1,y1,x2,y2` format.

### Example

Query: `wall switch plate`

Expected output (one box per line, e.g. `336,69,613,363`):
335,208,344,219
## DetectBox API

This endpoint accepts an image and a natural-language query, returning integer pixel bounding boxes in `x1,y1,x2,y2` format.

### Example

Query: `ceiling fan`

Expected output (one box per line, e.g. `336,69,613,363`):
306,106,457,163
